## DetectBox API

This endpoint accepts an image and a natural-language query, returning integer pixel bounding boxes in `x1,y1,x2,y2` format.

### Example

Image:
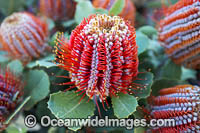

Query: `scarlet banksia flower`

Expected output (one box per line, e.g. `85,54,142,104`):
39,0,76,21
0,68,24,131
92,0,136,25
55,14,138,106
148,85,200,132
158,0,200,69
0,12,50,62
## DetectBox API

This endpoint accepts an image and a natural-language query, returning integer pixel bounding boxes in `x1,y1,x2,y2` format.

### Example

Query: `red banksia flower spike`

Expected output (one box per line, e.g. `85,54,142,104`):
0,67,24,131
92,0,136,26
0,12,51,63
158,0,200,69
39,0,76,21
54,14,139,111
147,85,200,132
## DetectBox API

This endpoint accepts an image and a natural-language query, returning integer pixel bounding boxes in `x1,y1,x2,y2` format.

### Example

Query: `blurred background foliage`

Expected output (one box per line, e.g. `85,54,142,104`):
1,0,196,133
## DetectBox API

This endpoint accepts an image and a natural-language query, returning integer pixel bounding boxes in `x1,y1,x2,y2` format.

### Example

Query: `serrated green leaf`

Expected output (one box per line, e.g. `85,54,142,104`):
139,25,157,37
151,79,183,96
8,60,23,75
4,96,31,125
112,93,138,118
161,60,182,80
136,32,150,55
24,70,50,110
109,0,125,16
130,72,153,99
75,0,95,24
48,91,95,131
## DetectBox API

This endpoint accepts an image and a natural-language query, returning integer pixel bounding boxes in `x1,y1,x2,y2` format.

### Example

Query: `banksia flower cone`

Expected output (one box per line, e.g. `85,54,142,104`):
92,0,136,25
158,0,200,69
0,68,24,131
39,0,76,21
0,12,50,62
148,85,200,132
55,14,138,105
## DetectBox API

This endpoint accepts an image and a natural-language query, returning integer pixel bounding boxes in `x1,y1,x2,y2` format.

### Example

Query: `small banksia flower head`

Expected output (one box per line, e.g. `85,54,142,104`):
0,12,50,63
0,68,24,131
39,0,76,21
158,0,200,69
92,0,136,25
55,14,138,105
148,85,200,132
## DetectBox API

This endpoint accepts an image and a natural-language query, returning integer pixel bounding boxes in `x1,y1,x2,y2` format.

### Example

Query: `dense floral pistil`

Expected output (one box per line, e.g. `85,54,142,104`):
55,14,138,103
158,0,200,69
148,85,200,132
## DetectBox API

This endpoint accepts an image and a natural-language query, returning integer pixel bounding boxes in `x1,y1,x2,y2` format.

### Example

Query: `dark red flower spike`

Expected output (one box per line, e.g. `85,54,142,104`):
148,85,200,132
0,68,24,131
54,14,139,111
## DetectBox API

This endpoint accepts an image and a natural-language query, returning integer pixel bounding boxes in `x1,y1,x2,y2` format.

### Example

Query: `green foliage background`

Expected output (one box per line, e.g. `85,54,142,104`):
0,0,196,133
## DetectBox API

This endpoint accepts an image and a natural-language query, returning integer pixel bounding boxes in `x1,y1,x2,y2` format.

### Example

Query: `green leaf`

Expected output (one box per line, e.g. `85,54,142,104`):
49,32,59,46
0,51,10,63
133,106,145,119
27,54,56,68
47,18,55,31
139,25,157,37
130,72,154,99
181,67,196,80
134,127,146,133
112,93,138,118
48,91,95,131
5,124,27,133
109,0,125,16
62,20,76,28
151,78,184,96
4,96,31,125
95,8,109,15
8,60,23,75
36,99,55,120
75,0,95,24
136,31,150,55
161,60,182,80
24,70,50,110
35,60,56,68
0,0,25,15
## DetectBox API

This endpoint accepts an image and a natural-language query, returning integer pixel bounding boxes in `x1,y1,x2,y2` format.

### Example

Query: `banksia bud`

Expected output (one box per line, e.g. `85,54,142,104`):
0,68,24,131
0,12,50,62
92,0,136,25
148,85,200,132
39,0,76,21
55,14,138,105
158,0,200,69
